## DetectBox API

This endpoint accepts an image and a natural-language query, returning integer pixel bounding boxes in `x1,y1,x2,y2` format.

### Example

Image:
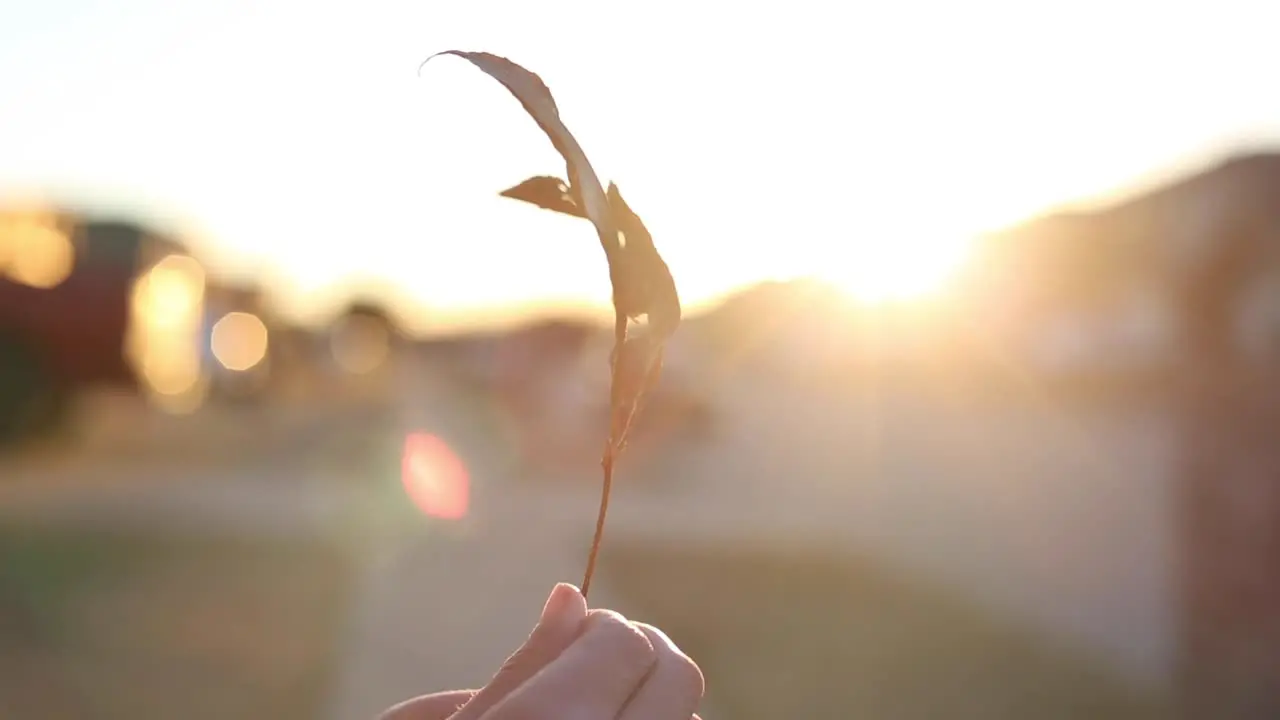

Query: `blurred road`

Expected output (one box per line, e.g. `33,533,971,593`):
320,360,1181,714
0,357,1177,715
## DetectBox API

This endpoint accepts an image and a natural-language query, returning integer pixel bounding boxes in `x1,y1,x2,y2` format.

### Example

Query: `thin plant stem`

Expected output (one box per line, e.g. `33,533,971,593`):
581,449,614,598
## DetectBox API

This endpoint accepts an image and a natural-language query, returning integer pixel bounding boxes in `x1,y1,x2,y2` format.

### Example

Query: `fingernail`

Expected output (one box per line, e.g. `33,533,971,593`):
540,582,580,626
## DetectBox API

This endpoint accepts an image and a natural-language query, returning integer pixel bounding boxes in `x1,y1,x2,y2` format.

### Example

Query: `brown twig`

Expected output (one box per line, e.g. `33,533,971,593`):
582,325,663,598
582,448,615,598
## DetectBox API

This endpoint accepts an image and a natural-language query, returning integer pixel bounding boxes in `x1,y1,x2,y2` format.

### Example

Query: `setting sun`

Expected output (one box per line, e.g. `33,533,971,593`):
812,235,974,303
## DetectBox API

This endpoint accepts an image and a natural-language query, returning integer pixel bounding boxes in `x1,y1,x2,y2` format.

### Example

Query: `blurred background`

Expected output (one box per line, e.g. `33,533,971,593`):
2,1,1279,718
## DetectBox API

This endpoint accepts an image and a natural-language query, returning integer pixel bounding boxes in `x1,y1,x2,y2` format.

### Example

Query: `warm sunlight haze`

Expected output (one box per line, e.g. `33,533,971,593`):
2,1,1278,329
4,6,1280,716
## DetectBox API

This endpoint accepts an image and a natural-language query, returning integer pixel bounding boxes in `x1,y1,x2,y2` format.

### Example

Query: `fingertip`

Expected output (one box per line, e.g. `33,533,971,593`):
557,582,587,617
536,584,586,642
540,583,586,629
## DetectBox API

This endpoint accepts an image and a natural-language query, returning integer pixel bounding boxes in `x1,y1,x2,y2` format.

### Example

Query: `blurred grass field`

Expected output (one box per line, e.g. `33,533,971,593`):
0,524,358,720
0,524,1178,720
605,543,1174,720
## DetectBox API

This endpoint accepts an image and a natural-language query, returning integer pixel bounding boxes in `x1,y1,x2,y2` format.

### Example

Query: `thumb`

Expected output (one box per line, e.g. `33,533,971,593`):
450,583,587,720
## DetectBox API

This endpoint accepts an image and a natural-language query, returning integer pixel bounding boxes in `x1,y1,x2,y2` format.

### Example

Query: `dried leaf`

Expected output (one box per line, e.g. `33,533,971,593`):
424,51,682,598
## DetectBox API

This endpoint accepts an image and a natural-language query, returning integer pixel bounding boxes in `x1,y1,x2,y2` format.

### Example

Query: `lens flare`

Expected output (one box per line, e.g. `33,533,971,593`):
211,311,269,371
401,432,469,520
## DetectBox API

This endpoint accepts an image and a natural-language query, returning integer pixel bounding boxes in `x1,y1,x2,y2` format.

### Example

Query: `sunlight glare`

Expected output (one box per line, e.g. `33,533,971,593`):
816,235,973,304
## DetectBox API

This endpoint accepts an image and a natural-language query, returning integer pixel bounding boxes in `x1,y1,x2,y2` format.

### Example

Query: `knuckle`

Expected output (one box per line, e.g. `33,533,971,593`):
584,610,656,664
637,624,705,698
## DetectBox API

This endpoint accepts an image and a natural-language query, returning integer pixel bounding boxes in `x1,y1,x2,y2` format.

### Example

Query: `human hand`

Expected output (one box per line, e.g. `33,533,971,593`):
380,583,704,719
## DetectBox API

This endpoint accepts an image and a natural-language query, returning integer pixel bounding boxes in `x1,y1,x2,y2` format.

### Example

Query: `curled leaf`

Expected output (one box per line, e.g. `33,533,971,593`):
424,50,681,598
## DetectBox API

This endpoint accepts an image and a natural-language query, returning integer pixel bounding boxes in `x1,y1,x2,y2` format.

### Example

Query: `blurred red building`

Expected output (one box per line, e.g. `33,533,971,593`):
0,206,205,441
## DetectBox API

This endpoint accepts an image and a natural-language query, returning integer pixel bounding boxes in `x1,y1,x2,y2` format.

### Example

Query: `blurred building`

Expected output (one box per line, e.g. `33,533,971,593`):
963,153,1280,377
961,152,1280,717
657,152,1280,716
0,202,301,454
0,206,208,442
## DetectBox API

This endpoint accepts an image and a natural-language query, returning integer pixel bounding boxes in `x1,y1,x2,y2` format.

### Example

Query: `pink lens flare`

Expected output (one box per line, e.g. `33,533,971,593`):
401,432,470,520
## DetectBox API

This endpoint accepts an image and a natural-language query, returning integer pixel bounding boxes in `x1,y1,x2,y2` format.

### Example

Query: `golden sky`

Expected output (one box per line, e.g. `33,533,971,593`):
1,0,1278,332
